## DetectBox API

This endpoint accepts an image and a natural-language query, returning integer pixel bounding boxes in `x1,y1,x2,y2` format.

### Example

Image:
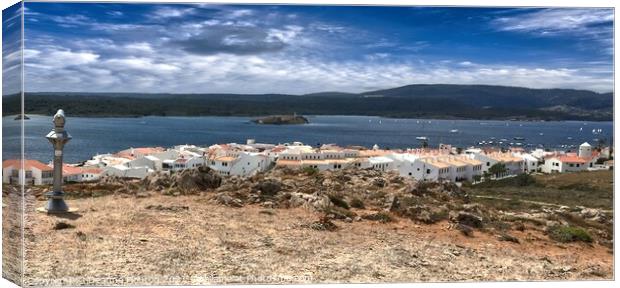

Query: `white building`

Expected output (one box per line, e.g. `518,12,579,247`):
3,159,53,185
471,152,524,177
515,153,540,173
578,142,592,158
210,152,272,177
103,165,153,179
542,154,587,173
60,164,103,183
367,156,395,172
127,155,162,171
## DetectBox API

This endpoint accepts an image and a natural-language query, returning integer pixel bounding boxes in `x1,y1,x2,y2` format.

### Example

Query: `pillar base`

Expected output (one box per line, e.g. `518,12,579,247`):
36,206,79,214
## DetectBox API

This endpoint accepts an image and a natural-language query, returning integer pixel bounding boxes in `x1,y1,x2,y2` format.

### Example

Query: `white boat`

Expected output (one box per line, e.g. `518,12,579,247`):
449,129,459,133
416,136,428,141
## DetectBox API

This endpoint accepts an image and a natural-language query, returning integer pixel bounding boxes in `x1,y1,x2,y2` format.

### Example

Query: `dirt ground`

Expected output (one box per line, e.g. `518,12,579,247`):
7,193,612,286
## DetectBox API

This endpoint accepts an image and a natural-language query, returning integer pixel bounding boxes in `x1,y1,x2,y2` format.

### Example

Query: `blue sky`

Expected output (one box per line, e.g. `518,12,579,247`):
7,3,614,94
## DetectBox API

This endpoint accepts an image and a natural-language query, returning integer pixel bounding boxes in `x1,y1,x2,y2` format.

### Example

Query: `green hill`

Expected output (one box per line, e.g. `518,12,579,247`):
2,84,612,120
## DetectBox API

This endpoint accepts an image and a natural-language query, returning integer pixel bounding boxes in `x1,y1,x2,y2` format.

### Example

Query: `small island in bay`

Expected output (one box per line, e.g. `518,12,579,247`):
14,114,30,120
252,114,309,125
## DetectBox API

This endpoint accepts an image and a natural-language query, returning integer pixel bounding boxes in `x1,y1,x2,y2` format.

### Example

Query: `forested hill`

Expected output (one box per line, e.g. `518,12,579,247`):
2,84,612,120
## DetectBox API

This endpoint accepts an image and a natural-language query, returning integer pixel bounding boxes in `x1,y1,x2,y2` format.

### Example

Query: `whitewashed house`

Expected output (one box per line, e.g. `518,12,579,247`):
80,167,104,182
2,159,53,185
209,152,272,177
417,158,449,181
103,165,152,179
472,152,524,176
542,154,587,173
59,164,103,183
367,156,395,172
127,155,162,171
515,153,540,173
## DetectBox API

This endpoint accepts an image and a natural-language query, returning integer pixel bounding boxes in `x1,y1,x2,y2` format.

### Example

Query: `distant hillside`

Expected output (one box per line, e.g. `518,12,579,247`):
2,84,612,120
362,84,612,110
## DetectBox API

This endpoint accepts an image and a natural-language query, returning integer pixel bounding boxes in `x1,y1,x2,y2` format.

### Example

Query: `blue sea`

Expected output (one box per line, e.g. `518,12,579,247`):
2,115,613,164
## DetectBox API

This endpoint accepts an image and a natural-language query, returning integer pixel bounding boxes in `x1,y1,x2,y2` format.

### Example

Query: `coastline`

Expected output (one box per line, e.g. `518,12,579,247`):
3,114,614,122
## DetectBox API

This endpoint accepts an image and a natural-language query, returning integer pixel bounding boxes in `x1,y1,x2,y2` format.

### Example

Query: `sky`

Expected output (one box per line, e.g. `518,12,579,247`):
3,3,615,94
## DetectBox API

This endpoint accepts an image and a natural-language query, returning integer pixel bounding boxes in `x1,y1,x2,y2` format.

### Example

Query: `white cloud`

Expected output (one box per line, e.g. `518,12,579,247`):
150,6,196,19
104,57,179,73
494,8,613,34
493,9,613,55
25,49,100,69
227,9,253,19
124,42,154,53
22,44,613,94
107,11,124,17
268,25,304,43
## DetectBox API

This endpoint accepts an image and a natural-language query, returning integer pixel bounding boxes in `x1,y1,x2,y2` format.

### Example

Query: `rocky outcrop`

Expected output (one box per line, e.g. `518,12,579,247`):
140,166,222,195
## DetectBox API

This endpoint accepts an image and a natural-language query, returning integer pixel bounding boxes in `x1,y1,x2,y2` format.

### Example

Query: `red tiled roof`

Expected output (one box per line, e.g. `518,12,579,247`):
113,152,136,160
116,147,165,158
133,147,165,155
270,147,287,153
82,168,103,174
215,156,236,162
3,159,53,171
61,164,83,175
557,155,587,164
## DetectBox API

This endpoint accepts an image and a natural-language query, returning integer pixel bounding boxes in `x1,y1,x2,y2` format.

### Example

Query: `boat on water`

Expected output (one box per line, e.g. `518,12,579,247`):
513,137,525,140
449,129,459,133
416,136,428,141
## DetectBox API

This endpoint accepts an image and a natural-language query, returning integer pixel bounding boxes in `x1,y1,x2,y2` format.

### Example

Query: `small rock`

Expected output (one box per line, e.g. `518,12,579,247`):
455,211,483,228
457,223,474,237
53,222,75,230
497,233,520,243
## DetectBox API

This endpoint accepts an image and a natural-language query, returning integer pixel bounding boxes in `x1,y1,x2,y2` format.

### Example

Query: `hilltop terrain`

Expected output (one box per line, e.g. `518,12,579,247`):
3,168,613,285
3,84,612,120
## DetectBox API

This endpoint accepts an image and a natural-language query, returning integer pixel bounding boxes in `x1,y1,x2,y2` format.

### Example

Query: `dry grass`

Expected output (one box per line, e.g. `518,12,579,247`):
7,193,611,286
468,171,613,210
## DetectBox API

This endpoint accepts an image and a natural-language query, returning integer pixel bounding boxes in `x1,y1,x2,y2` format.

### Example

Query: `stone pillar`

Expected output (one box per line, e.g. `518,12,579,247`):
43,109,72,213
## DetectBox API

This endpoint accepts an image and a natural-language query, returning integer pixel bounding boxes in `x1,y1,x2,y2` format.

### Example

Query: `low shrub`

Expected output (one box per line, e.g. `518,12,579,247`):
302,166,319,176
309,216,338,231
328,193,350,209
324,206,356,219
548,226,593,243
513,173,537,186
350,197,365,209
362,212,394,223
